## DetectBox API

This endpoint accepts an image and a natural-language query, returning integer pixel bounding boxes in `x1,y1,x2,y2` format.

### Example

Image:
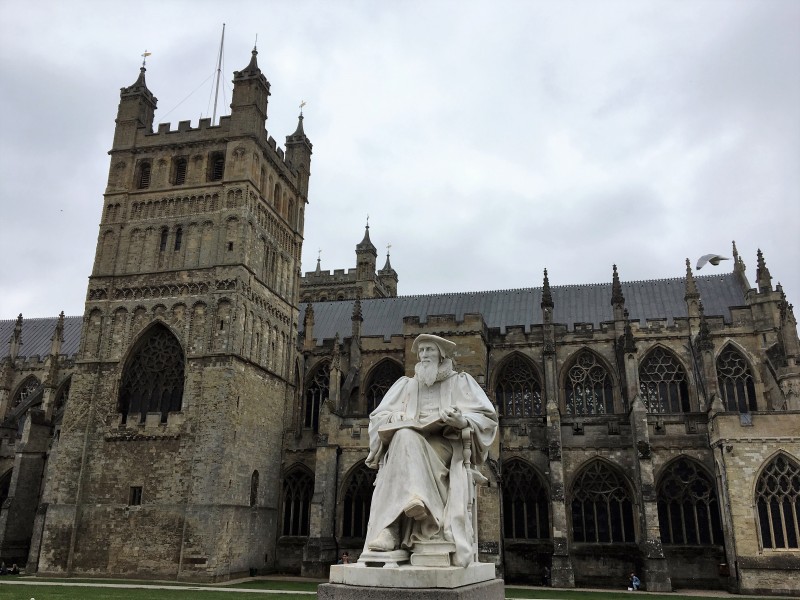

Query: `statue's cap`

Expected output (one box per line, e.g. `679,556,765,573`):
411,334,457,358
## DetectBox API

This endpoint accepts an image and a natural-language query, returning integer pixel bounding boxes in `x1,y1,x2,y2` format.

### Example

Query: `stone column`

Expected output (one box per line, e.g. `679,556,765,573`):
302,441,341,578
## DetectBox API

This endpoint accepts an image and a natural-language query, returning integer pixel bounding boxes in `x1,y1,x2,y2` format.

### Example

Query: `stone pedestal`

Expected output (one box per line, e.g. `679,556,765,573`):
322,562,504,599
319,579,504,600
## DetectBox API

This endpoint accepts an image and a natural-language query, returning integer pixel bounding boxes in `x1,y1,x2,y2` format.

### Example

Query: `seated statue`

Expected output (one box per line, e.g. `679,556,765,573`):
361,334,498,567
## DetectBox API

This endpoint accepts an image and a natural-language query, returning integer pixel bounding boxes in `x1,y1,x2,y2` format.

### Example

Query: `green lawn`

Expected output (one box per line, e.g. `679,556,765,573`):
0,579,776,600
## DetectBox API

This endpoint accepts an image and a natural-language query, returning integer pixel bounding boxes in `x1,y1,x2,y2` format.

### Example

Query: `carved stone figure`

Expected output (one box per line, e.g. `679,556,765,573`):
360,334,498,567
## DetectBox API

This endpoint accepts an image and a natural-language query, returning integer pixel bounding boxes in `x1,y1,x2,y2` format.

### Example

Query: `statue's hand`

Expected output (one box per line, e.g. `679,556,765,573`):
442,407,469,429
386,412,405,424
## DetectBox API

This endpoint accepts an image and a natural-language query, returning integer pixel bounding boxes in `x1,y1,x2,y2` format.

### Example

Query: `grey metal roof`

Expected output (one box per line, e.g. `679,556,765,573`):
300,272,746,343
0,316,83,359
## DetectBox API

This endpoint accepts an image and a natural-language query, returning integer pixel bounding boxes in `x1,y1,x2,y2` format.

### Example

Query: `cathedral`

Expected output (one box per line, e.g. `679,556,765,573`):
0,50,798,596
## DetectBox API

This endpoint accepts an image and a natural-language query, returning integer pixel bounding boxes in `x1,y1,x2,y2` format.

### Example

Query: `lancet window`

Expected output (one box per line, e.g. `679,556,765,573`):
250,470,259,507
117,324,184,425
565,350,614,415
281,467,314,536
639,347,690,413
209,152,225,181
342,463,376,539
173,157,187,185
657,458,723,545
495,354,543,417
571,461,635,543
365,360,404,414
137,161,151,189
304,362,329,433
717,346,757,413
502,459,550,539
756,453,800,549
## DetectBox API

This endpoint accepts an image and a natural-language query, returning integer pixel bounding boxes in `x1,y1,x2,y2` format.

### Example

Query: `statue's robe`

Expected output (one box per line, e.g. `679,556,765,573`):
364,371,498,566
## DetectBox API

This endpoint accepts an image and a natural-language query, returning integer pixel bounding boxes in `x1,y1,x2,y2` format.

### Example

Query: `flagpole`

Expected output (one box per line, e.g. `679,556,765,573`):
212,23,225,125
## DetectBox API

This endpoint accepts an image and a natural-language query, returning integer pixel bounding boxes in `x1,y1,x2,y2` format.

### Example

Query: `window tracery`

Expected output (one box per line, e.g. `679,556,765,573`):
657,458,722,545
571,461,635,543
495,354,543,417
365,360,404,414
565,351,614,415
118,325,185,424
304,363,329,433
342,464,376,538
281,468,313,536
639,347,690,413
756,454,800,549
13,377,40,407
717,346,757,412
502,459,549,539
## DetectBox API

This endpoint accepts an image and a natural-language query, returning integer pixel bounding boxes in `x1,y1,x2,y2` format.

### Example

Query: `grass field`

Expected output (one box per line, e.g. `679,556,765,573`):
0,578,777,600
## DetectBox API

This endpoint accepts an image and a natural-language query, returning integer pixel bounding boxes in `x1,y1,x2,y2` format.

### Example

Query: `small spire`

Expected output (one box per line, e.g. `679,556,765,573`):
684,258,699,300
541,268,554,310
611,264,625,307
352,294,363,323
8,313,23,361
315,248,322,274
697,302,713,352
234,46,262,79
357,219,376,253
732,240,739,262
756,248,773,292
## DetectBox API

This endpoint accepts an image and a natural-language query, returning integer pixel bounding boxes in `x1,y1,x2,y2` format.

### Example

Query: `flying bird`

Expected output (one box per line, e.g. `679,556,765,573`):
696,254,730,270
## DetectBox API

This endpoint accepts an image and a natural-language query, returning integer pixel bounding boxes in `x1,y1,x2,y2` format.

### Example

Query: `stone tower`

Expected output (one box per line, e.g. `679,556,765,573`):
35,49,311,581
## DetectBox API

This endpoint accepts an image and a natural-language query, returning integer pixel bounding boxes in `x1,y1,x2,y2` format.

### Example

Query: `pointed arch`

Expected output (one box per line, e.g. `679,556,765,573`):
341,461,376,539
563,349,615,416
639,346,691,413
53,375,72,416
502,458,550,539
12,375,41,408
118,323,185,425
494,353,543,417
716,344,757,412
304,361,329,433
365,359,404,414
281,464,314,536
755,452,800,549
571,459,635,543
656,456,722,545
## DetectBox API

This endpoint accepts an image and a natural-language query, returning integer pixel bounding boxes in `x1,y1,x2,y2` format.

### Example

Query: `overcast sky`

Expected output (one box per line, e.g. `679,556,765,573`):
1,0,798,320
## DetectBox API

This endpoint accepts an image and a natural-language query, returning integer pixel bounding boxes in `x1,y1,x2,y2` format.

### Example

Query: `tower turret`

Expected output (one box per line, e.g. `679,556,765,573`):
285,112,313,199
230,47,270,134
113,66,157,148
355,221,378,283
377,247,398,297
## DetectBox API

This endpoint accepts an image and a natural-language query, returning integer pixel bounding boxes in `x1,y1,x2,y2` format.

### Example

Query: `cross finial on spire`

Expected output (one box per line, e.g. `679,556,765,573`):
386,243,392,256
254,33,258,50
317,248,322,261
141,50,152,68
299,100,307,116
366,214,370,228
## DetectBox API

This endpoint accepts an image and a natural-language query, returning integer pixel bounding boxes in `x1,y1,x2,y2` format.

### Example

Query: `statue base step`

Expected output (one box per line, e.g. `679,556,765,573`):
329,561,495,588
319,578,504,600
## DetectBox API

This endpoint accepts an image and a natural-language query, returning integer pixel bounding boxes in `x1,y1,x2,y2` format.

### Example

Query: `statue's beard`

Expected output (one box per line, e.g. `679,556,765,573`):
414,358,454,387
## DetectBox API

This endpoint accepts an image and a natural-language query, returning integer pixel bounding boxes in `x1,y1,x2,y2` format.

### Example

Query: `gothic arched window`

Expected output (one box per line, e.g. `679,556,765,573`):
137,161,151,189
13,376,40,408
657,458,723,545
54,377,71,413
502,459,550,539
365,360,404,414
281,467,314,536
571,461,635,543
495,354,543,417
304,362,329,433
565,351,614,416
118,324,185,425
342,463,376,539
173,157,187,185
639,347,690,413
756,453,800,549
717,346,757,413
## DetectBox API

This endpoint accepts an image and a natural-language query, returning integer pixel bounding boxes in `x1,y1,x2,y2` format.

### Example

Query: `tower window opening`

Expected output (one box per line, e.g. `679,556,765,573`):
129,486,143,506
159,228,169,252
227,241,234,252
174,227,183,251
209,152,225,181
137,162,151,189
174,158,187,185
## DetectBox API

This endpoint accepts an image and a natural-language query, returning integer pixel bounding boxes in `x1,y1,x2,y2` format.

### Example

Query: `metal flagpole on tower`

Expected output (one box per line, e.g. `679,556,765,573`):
212,23,226,125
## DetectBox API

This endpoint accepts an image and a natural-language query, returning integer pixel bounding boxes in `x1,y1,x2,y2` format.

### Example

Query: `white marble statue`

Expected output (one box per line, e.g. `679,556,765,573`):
360,334,498,568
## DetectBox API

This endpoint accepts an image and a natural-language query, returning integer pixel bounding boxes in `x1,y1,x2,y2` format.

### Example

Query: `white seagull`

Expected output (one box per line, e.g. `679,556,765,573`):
696,254,730,270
